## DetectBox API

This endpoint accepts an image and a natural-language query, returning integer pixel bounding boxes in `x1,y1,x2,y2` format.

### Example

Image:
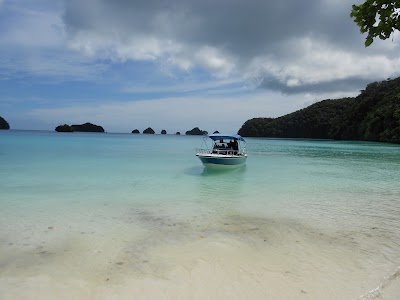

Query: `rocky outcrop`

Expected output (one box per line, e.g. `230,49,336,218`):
143,127,155,134
0,116,10,129
175,132,181,135
186,127,208,135
161,129,167,134
132,129,140,134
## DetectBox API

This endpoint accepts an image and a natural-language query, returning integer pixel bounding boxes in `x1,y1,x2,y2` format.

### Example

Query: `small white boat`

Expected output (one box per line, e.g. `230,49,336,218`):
196,134,247,167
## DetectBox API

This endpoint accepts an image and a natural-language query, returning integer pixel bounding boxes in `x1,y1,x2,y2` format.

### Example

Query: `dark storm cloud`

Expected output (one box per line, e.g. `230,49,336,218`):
64,0,361,56
62,0,400,94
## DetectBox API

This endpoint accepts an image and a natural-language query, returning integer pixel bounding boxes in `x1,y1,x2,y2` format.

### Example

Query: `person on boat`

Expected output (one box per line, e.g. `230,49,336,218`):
233,138,239,151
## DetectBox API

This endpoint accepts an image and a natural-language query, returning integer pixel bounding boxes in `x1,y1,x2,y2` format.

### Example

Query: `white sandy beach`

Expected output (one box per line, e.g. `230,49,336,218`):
1,213,399,300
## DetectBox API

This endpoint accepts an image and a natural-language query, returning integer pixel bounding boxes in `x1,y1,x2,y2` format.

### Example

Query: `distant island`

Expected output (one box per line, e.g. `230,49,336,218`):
55,122,105,133
161,129,167,134
143,127,155,134
239,77,400,144
132,129,140,134
0,116,10,130
186,127,208,135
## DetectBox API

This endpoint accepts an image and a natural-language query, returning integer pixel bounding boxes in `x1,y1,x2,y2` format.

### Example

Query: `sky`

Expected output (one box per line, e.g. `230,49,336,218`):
1,0,400,134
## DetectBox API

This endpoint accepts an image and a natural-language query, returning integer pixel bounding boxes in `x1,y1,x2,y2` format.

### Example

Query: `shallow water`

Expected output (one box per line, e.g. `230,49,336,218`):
0,131,399,299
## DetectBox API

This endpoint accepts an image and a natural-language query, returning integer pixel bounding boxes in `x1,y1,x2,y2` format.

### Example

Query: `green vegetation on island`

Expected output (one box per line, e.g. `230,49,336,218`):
0,116,10,129
55,122,105,132
238,77,400,144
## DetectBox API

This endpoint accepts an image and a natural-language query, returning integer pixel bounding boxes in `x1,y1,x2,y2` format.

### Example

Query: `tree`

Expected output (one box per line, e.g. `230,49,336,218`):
351,0,400,46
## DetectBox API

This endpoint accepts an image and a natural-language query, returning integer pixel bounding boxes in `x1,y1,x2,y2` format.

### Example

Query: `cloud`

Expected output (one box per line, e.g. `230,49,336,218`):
2,0,400,96
0,0,107,80
61,0,400,94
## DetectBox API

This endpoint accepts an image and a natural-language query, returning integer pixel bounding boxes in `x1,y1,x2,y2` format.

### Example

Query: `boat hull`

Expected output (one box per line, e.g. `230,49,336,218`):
196,154,247,167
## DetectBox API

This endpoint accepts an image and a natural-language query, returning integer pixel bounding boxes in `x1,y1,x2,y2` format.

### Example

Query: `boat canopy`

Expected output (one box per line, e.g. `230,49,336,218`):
208,134,245,142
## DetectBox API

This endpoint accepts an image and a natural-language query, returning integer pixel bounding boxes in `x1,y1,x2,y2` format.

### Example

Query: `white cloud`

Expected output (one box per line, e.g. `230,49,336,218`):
245,37,400,91
58,0,400,94
193,46,235,77
1,0,400,94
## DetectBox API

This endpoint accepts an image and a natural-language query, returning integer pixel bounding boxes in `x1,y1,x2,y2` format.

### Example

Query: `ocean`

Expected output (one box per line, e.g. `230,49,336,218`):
0,130,399,299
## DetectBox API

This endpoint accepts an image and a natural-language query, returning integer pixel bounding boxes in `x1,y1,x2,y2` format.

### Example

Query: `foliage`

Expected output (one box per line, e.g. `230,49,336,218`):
351,0,400,46
0,116,10,129
238,99,353,139
238,77,400,144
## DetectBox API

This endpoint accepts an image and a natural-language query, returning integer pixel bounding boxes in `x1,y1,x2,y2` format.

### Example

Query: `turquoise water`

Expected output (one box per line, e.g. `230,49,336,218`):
1,130,400,299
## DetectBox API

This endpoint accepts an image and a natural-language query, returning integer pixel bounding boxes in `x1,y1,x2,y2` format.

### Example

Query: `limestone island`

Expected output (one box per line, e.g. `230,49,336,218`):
186,127,208,135
238,77,400,144
132,129,140,134
161,129,167,134
0,116,10,130
143,127,155,134
55,122,105,133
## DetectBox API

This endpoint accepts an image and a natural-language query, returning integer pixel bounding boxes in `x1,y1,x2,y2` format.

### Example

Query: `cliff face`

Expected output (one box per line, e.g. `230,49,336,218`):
238,77,400,144
0,116,10,129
